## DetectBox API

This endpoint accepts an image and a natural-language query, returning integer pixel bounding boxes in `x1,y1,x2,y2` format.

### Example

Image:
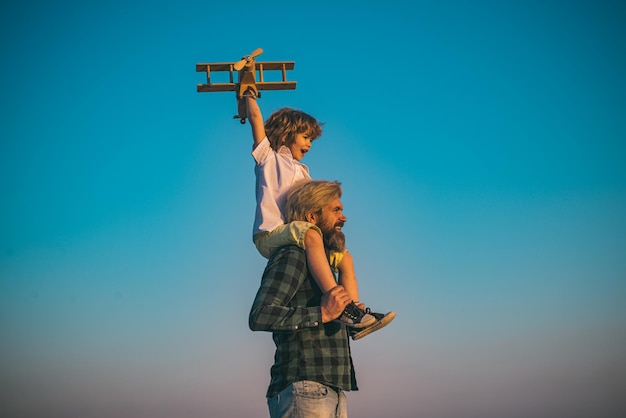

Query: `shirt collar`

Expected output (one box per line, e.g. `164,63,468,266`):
278,145,295,159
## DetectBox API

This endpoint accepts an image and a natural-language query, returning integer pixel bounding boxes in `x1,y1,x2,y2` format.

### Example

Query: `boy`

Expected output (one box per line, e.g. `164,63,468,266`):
247,93,390,330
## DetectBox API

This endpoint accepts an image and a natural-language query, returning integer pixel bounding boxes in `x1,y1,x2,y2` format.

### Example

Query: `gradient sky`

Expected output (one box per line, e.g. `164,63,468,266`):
1,1,625,417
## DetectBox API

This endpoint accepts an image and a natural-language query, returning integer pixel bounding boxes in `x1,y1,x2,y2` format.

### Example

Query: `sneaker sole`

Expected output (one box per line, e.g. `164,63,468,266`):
351,311,396,341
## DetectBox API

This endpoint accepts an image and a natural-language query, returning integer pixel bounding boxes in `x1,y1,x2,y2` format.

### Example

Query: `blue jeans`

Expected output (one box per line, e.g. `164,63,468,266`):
267,380,348,418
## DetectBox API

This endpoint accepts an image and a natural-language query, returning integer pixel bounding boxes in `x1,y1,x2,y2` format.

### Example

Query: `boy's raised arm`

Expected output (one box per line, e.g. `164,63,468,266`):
246,95,266,148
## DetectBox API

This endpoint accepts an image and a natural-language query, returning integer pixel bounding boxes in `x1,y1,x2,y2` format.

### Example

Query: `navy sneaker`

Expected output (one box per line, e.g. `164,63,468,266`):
351,310,396,340
334,302,376,328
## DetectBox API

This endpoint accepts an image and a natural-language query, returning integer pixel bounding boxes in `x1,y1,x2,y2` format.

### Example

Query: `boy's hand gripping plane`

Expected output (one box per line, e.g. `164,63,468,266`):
196,48,296,124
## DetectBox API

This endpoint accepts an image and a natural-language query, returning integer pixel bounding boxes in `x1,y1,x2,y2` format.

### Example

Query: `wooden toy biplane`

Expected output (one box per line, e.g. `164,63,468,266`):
196,48,296,123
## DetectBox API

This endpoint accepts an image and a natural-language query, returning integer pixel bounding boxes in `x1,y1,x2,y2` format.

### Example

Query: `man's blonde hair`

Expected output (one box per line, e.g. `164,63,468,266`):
285,180,342,223
264,108,323,151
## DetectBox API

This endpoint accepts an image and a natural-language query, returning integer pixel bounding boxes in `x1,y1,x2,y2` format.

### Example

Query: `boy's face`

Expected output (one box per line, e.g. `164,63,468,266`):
288,132,312,161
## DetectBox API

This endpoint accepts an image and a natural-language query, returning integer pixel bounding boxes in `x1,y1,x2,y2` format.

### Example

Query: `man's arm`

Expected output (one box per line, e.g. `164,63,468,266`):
246,95,266,148
249,247,350,332
249,247,322,332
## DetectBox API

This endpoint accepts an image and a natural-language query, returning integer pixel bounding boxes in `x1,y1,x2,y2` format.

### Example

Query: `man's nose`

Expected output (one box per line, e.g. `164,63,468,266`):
339,213,347,222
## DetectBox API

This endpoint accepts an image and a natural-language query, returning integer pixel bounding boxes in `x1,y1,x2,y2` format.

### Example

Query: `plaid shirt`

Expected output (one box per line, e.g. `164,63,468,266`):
249,245,358,398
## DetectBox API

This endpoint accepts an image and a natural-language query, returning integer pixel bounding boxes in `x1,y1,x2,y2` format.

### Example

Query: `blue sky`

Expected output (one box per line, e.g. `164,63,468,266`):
1,1,625,417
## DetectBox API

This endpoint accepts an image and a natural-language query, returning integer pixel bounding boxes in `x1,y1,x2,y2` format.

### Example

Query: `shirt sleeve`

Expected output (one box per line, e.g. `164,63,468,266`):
249,247,323,332
251,136,271,165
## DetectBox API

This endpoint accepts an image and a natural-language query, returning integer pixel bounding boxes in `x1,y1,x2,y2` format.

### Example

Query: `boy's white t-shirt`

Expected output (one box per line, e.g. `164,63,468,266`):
252,137,311,236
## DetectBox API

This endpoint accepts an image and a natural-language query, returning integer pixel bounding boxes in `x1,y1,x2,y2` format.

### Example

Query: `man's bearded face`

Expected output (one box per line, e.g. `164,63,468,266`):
318,212,346,253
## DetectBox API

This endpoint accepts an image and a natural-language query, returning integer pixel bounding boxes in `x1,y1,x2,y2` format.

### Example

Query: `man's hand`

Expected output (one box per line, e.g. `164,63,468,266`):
320,285,351,323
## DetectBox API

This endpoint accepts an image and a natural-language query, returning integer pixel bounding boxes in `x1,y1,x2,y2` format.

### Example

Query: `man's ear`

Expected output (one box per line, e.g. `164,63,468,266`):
305,212,317,224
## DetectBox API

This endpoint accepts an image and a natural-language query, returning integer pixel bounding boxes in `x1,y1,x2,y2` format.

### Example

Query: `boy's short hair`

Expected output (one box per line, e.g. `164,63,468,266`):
285,180,342,223
264,107,323,151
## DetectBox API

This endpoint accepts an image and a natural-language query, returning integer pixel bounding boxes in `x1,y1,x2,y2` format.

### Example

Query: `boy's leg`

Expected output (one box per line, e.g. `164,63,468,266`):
335,249,397,339
336,251,360,304
304,228,338,293
305,229,375,328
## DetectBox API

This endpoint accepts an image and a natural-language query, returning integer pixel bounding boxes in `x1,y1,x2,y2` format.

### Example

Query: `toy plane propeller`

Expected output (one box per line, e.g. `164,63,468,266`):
233,47,263,71
196,48,297,124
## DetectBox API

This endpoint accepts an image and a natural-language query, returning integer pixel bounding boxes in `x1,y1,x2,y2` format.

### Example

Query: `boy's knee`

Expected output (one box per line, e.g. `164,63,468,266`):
304,228,322,247
287,221,322,249
305,225,323,237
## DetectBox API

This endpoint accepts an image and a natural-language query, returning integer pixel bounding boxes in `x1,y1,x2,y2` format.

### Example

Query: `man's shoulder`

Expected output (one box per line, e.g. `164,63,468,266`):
267,245,308,268
263,245,309,282
271,245,306,261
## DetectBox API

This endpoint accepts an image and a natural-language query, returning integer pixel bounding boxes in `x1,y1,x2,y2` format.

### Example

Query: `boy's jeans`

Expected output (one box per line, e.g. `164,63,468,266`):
267,380,347,418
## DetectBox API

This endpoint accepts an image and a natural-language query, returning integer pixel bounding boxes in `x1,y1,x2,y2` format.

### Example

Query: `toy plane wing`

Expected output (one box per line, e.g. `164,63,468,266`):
196,61,296,92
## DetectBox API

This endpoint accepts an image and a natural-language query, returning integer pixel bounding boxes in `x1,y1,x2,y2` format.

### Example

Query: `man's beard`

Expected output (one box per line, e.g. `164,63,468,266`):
319,218,346,253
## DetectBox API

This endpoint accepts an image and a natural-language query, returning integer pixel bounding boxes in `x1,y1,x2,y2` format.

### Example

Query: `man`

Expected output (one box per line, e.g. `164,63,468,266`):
249,180,358,418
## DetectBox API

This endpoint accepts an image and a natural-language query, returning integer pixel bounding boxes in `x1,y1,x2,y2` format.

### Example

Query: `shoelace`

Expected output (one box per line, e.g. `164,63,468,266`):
344,303,364,320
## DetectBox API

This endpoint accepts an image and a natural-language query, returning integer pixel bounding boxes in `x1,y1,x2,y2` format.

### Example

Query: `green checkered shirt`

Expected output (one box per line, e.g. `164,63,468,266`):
249,245,358,398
